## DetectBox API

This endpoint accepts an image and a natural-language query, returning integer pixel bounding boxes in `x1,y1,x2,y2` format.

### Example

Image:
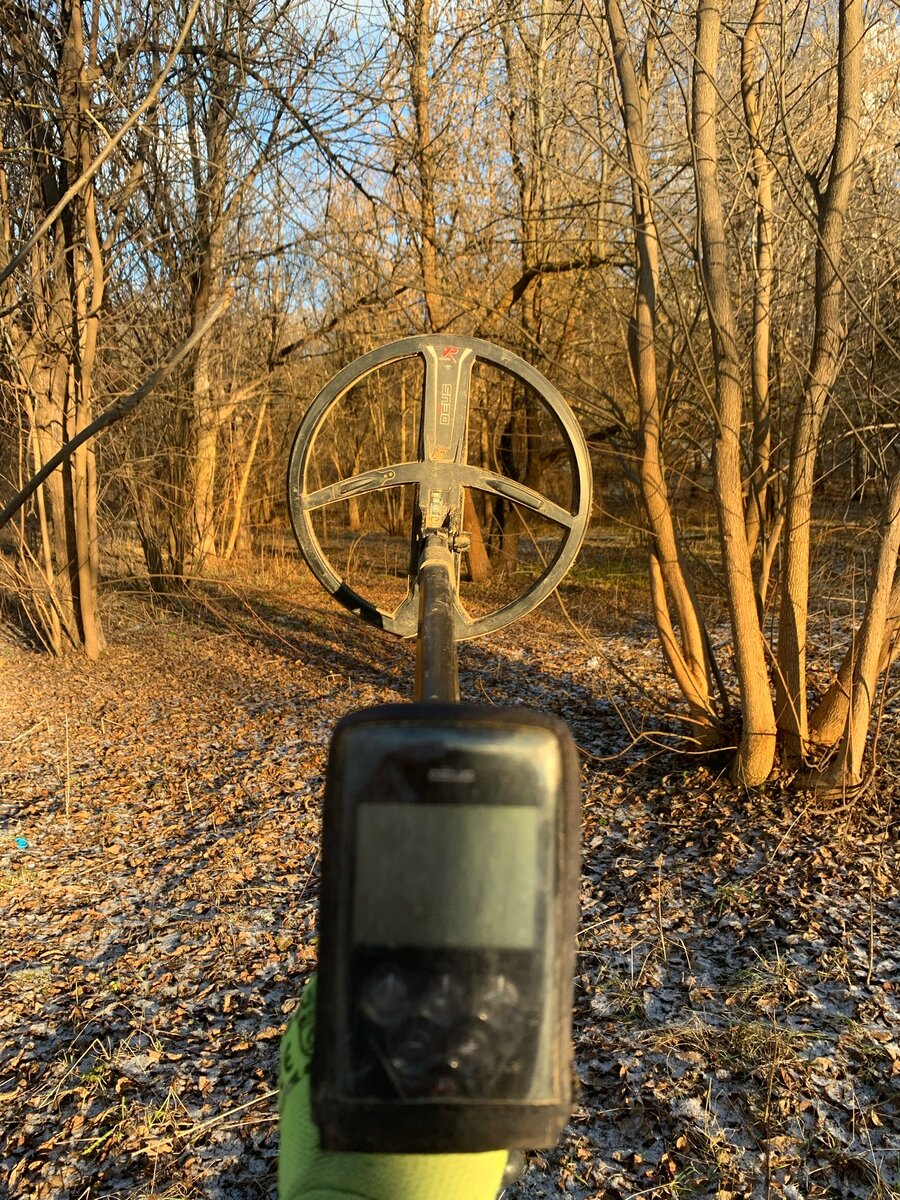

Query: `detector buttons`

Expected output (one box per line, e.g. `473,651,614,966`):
355,966,533,1098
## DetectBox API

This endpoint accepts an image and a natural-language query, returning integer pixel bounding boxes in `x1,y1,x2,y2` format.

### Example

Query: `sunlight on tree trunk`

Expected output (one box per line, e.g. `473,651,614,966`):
223,395,269,561
776,0,863,765
809,576,900,751
814,470,900,789
740,0,774,581
604,0,716,731
692,0,775,785
463,489,491,583
0,0,113,657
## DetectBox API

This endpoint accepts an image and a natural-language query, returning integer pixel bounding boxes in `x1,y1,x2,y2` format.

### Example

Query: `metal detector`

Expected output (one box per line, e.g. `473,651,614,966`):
286,334,592,1154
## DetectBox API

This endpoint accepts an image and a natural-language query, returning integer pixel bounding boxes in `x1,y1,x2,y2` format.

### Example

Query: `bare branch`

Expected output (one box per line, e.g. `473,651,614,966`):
0,0,203,292
0,289,232,533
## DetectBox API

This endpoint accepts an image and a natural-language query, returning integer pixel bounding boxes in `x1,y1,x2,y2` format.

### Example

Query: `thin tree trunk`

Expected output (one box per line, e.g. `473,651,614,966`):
34,364,77,637
463,489,491,582
68,0,105,657
185,49,229,570
223,395,268,560
740,0,773,567
407,0,441,332
605,0,715,727
816,470,900,787
692,0,776,784
26,393,64,654
405,0,491,577
496,2,556,574
809,573,900,750
775,0,863,764
188,240,226,567
192,343,220,563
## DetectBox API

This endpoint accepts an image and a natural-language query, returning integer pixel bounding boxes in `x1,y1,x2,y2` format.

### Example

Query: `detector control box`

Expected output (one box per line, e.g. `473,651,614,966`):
311,703,580,1154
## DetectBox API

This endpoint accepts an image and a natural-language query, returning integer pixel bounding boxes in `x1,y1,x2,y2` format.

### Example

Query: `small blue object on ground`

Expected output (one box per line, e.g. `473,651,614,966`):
15,837,28,849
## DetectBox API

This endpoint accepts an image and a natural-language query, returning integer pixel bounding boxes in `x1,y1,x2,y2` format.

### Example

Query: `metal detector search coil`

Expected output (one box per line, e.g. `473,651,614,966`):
286,334,592,641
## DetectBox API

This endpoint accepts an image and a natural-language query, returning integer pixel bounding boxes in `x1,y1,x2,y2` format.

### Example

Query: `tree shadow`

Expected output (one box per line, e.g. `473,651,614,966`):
104,569,416,696
103,564,624,727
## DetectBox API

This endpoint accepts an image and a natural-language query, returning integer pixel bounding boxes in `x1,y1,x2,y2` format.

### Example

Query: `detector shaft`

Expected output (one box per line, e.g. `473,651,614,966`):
414,535,460,703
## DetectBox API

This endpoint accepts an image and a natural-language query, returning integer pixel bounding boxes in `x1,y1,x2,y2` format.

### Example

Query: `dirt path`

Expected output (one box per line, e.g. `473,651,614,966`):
1,580,898,1199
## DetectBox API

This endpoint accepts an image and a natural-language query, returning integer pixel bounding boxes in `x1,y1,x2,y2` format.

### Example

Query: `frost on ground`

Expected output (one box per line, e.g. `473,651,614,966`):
1,573,898,1200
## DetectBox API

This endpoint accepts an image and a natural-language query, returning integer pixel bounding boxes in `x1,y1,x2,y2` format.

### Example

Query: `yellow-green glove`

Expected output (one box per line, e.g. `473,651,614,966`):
278,976,509,1200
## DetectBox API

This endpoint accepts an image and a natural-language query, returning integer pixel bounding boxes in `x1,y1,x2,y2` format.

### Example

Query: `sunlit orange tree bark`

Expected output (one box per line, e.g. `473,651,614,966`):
603,0,719,739
0,0,122,656
775,0,864,766
691,0,776,784
591,0,897,790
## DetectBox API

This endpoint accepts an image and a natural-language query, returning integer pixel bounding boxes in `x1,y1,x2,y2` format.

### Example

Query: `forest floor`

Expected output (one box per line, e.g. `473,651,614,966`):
1,548,899,1200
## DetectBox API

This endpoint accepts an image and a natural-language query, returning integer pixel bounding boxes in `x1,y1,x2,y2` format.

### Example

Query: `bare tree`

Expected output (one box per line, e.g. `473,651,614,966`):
775,0,864,764
0,0,120,655
739,0,776,593
125,0,346,579
690,0,777,784
602,0,719,736
384,0,493,579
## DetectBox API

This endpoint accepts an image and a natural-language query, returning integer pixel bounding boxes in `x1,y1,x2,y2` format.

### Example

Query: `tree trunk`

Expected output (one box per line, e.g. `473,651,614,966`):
809,574,900,750
815,470,900,787
692,0,775,784
740,0,774,572
463,489,491,582
775,0,863,764
605,0,716,730
223,394,268,561
3,0,107,657
65,0,105,657
407,0,442,332
186,97,228,569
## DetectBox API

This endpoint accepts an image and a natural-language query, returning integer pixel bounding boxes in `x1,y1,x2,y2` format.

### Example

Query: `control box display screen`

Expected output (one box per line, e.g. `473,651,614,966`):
353,803,542,949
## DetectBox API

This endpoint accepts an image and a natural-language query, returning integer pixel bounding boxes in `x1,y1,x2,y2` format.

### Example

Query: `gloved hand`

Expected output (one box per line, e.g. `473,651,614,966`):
278,975,509,1200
